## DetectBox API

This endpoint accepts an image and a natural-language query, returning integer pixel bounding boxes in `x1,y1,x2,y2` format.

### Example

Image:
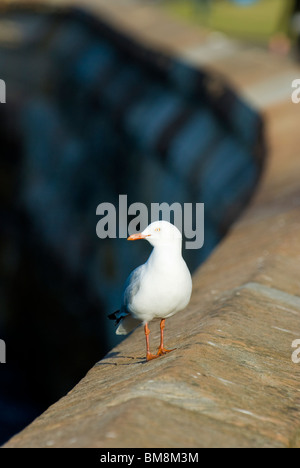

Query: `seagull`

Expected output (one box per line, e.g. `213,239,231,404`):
109,221,192,361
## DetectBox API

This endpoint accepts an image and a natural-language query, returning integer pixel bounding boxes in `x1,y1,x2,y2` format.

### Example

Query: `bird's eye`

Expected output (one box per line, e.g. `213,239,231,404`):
155,228,161,232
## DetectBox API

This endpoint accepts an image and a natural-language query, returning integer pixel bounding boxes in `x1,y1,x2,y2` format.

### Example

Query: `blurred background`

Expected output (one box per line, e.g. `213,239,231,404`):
2,0,300,445
163,0,296,54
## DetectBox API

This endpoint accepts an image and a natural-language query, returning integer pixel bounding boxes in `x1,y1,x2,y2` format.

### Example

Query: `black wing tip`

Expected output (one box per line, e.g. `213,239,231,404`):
108,310,119,321
108,310,124,325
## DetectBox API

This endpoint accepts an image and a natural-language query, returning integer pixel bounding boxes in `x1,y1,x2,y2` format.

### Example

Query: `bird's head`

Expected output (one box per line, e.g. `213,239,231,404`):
127,221,182,248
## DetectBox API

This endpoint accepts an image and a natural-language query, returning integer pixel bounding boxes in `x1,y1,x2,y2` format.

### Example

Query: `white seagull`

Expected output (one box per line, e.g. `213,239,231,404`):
109,221,192,361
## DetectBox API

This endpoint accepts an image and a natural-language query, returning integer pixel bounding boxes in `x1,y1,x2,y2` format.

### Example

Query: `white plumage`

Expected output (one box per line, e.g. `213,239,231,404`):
109,221,192,360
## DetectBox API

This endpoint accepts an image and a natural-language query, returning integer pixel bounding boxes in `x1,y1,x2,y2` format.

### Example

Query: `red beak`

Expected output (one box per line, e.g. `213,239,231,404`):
127,233,150,241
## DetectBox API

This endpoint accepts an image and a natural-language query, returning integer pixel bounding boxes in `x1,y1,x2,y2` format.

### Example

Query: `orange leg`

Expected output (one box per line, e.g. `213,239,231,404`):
144,323,159,361
157,319,176,356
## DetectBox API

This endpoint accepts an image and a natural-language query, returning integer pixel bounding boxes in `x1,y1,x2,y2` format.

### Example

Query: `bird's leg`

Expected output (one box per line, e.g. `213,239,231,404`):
157,319,176,356
144,323,159,361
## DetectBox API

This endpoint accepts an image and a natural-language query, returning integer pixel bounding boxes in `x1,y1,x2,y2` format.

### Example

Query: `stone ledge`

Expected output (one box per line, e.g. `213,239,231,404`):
4,278,300,447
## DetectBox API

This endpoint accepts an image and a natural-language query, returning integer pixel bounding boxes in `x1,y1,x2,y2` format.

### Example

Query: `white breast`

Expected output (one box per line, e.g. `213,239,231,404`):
127,256,192,323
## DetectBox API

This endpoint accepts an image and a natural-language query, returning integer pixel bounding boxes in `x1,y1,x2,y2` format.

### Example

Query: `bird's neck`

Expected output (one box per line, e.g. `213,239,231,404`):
148,242,183,267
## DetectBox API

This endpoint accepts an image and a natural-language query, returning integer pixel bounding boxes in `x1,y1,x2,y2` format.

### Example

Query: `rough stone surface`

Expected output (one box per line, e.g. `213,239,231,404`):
4,0,300,448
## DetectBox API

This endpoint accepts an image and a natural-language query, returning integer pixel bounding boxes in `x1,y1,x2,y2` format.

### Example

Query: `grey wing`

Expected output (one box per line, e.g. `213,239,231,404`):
122,264,145,313
112,266,145,335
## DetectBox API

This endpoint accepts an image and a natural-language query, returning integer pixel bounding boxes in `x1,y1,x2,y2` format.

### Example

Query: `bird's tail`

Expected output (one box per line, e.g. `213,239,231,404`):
108,310,141,335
